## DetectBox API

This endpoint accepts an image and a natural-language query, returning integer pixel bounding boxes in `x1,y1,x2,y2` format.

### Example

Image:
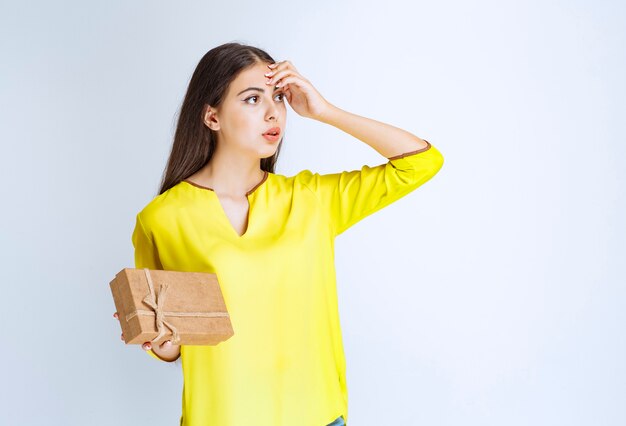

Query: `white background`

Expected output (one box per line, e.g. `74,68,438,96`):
1,0,624,425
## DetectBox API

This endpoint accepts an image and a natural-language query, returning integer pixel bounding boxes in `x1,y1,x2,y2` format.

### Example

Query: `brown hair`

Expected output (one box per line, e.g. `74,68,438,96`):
157,42,283,195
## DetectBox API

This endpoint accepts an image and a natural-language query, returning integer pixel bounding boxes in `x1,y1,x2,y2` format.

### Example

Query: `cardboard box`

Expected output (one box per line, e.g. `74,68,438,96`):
110,268,234,345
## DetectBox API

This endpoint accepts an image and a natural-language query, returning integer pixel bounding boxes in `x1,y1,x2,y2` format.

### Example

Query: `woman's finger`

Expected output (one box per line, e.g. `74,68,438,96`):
271,60,298,73
268,60,285,70
267,60,299,76
142,342,152,351
276,76,306,90
267,70,307,88
265,69,291,85
284,60,299,73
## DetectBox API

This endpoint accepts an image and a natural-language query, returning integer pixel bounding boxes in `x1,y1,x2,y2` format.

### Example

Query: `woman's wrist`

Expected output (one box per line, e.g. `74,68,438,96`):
315,101,339,124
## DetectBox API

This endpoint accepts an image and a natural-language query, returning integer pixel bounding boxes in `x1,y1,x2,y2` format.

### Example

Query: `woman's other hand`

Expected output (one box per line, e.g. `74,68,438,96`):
264,60,333,121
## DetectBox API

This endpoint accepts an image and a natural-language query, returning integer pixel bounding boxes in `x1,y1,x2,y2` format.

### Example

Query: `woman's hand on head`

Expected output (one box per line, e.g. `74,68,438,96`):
265,60,333,122
113,312,181,359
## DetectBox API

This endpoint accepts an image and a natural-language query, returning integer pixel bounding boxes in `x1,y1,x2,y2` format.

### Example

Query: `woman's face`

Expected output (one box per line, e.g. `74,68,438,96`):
206,61,287,160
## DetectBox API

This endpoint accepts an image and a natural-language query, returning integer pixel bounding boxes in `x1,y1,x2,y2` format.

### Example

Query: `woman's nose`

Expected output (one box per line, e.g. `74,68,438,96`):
266,107,279,121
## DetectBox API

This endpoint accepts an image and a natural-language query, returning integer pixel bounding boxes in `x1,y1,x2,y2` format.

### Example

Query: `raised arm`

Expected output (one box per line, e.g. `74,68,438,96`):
318,104,431,158
299,105,444,237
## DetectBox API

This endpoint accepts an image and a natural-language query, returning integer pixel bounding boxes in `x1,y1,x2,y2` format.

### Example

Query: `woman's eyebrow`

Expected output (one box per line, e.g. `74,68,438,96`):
236,86,281,96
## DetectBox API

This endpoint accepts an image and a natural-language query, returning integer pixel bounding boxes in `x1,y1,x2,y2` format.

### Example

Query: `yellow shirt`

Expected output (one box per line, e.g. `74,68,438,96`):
132,140,444,426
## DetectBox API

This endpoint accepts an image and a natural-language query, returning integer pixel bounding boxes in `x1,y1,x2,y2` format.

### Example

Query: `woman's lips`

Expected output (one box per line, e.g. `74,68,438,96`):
262,133,280,142
262,127,281,142
263,127,281,136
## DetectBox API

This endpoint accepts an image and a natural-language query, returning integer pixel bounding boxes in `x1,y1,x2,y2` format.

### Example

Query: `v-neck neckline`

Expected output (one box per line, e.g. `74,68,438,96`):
182,170,269,239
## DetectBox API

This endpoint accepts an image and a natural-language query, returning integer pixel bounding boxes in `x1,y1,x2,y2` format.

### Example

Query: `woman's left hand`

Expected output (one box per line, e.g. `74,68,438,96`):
265,60,333,121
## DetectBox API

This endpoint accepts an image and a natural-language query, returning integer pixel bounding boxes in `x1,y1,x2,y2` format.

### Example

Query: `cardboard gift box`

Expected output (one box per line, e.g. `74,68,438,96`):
110,268,234,346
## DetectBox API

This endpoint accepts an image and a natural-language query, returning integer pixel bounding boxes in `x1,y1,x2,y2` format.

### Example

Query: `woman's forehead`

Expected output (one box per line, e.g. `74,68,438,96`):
229,63,278,97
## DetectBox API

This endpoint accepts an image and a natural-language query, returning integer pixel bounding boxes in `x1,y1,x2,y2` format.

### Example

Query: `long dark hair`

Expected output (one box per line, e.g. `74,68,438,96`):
158,42,283,195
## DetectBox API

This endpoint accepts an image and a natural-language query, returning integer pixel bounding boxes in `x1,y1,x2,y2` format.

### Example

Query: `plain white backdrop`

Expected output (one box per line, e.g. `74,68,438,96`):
1,0,624,425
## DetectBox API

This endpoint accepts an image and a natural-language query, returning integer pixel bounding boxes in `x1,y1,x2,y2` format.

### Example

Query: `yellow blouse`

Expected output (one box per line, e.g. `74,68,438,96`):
132,140,444,426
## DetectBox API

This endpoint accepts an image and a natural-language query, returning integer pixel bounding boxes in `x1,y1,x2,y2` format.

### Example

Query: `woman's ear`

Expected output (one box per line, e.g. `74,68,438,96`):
203,104,220,130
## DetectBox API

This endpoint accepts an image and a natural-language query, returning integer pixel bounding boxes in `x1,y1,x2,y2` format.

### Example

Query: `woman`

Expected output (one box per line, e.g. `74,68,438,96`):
114,42,444,426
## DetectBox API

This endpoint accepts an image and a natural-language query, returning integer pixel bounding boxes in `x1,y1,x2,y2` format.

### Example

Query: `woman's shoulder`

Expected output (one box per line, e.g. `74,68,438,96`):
135,181,191,228
278,168,318,185
267,169,328,197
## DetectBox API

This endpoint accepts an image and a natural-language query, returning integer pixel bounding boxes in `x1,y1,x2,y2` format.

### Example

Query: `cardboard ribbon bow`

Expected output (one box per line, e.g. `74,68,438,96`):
141,268,180,344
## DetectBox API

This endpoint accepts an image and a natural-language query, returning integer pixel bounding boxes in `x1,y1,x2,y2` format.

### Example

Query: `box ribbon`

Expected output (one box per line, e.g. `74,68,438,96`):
124,268,230,345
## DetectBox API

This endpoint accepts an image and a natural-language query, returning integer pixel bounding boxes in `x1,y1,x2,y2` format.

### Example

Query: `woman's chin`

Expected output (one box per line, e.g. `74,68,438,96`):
260,139,282,155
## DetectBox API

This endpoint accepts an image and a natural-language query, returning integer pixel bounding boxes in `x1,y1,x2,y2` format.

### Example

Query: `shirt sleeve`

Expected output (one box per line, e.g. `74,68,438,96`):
299,140,444,237
131,213,176,363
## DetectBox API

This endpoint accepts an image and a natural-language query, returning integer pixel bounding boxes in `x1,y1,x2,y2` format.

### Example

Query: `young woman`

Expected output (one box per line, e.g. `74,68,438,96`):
114,42,444,426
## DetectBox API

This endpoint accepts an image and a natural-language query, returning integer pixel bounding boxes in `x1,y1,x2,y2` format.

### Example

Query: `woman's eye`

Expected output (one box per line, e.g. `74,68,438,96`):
244,93,285,104
244,95,259,104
